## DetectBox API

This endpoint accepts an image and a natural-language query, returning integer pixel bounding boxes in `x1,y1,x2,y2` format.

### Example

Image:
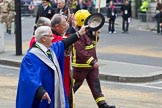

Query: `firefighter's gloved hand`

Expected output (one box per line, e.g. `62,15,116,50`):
93,62,99,69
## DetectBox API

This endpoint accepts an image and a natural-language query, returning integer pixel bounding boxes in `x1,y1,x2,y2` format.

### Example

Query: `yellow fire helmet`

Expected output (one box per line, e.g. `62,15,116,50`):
74,9,91,27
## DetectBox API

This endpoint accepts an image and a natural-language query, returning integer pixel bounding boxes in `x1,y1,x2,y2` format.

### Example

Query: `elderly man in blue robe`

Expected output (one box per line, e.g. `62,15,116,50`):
16,25,87,108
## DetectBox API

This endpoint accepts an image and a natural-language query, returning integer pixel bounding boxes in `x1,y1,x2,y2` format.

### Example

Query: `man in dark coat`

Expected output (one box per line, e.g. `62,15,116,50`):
75,0,87,13
34,0,55,31
158,7,162,34
121,0,132,33
57,0,68,16
154,0,162,34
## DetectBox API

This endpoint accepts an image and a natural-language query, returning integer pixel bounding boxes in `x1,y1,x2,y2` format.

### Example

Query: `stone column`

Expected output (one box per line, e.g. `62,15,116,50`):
131,0,136,18
0,23,5,53
133,0,142,18
147,1,156,22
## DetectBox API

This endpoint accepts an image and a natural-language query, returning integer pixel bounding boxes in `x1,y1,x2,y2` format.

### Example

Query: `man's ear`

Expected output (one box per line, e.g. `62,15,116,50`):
41,36,46,42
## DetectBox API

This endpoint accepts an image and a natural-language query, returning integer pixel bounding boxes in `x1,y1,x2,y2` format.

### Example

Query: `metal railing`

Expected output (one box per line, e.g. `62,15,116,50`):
137,11,156,22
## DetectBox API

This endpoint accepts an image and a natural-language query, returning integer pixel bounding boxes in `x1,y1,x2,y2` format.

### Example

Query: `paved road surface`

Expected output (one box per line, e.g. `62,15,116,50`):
1,65,162,108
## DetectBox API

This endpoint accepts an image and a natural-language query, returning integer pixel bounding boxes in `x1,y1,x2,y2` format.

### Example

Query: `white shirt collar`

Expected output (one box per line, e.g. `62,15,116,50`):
44,5,48,10
36,42,48,53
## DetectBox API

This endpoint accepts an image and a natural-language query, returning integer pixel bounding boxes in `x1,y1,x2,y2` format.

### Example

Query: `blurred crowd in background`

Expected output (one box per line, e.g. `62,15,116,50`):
19,0,126,16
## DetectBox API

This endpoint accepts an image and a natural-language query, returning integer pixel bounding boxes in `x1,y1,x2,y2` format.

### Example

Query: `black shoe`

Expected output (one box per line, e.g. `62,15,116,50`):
99,103,116,108
8,30,11,34
6,29,8,33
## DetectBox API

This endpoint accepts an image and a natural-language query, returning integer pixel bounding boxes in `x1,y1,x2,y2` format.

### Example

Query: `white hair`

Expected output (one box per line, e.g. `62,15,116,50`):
58,0,65,3
36,17,51,27
35,26,51,42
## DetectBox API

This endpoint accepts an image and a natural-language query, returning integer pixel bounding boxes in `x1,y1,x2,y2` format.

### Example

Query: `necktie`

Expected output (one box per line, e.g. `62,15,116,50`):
46,49,53,62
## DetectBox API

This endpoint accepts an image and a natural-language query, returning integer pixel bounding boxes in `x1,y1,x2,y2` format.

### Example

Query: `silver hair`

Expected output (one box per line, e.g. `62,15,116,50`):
36,17,51,27
51,14,63,27
51,14,67,27
58,0,65,3
35,26,51,42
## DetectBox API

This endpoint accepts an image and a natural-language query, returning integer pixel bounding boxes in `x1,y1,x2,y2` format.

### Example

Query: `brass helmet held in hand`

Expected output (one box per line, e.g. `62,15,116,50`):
74,9,105,31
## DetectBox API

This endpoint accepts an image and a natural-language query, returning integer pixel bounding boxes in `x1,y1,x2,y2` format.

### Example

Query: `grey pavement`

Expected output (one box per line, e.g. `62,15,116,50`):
0,16,162,83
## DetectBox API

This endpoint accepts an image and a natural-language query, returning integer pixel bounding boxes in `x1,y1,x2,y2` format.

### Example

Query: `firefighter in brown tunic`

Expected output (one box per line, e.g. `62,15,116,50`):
71,10,116,108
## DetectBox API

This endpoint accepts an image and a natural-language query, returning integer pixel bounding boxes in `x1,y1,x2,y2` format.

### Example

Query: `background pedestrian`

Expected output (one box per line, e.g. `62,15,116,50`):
121,0,132,33
8,0,15,34
107,0,117,34
0,0,10,34
34,0,55,32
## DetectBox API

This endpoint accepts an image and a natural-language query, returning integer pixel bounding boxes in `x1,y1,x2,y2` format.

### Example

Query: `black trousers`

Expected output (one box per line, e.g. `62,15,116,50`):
156,20,160,33
108,19,115,32
122,18,129,32
160,26,162,34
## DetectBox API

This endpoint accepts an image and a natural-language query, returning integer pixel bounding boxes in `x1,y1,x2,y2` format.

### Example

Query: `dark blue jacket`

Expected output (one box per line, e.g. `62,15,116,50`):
35,5,55,24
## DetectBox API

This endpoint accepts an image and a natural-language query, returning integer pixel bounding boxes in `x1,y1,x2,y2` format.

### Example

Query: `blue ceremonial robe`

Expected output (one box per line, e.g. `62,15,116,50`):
16,41,69,108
